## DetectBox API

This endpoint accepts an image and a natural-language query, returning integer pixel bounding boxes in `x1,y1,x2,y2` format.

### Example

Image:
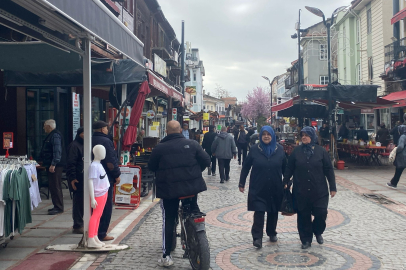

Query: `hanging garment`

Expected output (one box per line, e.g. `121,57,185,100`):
24,164,41,209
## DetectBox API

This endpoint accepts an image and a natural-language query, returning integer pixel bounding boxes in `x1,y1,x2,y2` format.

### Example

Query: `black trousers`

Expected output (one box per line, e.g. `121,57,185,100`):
161,195,199,256
98,183,114,239
252,211,278,240
218,159,231,181
209,154,216,174
237,143,248,163
72,189,84,229
390,167,405,186
47,166,64,211
297,206,327,244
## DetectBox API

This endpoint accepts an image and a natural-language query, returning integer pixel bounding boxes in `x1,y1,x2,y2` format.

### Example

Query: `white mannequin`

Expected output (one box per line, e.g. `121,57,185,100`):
87,145,107,248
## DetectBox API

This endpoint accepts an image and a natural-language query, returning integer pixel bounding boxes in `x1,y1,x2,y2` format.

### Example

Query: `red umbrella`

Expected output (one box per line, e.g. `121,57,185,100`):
122,81,151,150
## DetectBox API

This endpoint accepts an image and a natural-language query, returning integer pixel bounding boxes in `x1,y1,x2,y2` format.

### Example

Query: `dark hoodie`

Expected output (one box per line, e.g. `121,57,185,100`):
211,132,237,159
66,128,84,190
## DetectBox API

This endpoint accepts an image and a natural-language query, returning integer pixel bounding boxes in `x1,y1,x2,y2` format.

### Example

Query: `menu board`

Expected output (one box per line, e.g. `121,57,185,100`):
115,166,141,206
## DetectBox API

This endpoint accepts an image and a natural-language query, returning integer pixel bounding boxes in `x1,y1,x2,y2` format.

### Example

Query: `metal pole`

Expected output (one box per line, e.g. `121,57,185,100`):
298,10,302,86
180,20,185,97
327,22,334,160
81,38,92,247
269,80,272,124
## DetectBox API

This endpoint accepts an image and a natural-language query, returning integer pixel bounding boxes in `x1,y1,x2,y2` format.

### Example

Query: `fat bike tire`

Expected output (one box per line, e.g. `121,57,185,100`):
187,229,210,270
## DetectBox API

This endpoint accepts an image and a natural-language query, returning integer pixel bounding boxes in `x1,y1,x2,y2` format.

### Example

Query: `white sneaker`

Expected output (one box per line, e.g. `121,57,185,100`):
158,255,174,267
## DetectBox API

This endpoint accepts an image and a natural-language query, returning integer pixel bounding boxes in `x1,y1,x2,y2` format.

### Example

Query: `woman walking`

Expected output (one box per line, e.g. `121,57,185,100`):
283,126,336,249
387,125,406,189
239,126,286,248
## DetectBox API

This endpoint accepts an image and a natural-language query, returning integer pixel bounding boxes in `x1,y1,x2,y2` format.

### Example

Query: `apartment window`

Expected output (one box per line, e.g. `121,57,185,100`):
303,47,308,63
320,76,329,85
368,57,373,81
193,73,197,81
367,9,372,34
343,26,346,46
319,44,327,60
344,67,347,83
211,106,213,110
193,96,197,104
356,64,361,84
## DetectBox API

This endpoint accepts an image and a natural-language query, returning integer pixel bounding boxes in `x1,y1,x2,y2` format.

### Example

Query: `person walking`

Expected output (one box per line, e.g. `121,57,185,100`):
211,126,237,183
202,125,218,176
376,123,390,146
148,120,210,267
237,125,248,165
390,121,401,146
92,121,121,241
283,126,336,249
238,126,286,248
387,125,406,189
182,123,191,139
66,127,84,234
40,119,66,215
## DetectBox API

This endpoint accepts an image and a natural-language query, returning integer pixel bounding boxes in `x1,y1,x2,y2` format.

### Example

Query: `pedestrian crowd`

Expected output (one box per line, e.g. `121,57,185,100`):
39,116,406,268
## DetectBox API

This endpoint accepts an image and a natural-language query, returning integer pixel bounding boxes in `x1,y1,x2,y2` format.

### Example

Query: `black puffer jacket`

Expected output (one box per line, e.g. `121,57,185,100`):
40,129,66,167
148,133,211,199
66,135,84,190
201,131,217,155
92,132,121,182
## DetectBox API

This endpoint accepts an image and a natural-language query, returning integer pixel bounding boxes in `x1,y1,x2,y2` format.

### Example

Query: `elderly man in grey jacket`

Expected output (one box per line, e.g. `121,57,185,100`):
211,126,237,183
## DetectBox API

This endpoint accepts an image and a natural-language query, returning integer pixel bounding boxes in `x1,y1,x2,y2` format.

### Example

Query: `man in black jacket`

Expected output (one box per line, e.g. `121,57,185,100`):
92,121,121,241
148,120,210,267
391,121,401,145
66,127,84,234
202,125,217,176
40,119,66,215
356,126,369,142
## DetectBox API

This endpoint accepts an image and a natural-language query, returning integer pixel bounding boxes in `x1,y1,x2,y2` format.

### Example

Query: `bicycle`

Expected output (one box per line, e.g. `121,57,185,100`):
171,195,210,270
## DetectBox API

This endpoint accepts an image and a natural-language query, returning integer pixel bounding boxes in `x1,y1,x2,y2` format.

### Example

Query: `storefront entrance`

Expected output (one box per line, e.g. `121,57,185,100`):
26,88,70,160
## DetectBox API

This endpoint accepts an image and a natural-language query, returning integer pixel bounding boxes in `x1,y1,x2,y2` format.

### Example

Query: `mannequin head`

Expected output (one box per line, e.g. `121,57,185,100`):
93,145,106,161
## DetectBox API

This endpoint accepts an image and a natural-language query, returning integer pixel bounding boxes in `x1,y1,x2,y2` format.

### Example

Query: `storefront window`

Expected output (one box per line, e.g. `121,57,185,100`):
379,109,391,130
360,113,374,131
26,88,68,161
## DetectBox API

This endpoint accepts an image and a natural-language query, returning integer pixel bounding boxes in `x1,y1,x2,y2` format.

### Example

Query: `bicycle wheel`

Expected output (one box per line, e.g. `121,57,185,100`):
185,222,210,270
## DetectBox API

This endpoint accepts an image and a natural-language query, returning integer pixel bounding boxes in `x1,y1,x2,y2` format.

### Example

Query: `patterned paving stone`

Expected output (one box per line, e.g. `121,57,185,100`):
97,159,406,270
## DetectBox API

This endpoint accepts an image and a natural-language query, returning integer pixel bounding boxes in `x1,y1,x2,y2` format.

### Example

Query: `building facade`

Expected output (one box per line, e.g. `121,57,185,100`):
185,43,205,115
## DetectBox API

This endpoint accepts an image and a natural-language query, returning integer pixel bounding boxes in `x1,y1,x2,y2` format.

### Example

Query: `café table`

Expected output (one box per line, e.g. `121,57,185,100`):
365,145,386,166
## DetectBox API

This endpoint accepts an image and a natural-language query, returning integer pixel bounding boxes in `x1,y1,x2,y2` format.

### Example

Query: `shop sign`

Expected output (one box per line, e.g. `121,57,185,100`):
301,84,328,91
185,86,197,95
172,90,183,101
311,121,317,126
337,109,344,114
203,120,209,127
203,113,209,120
172,108,177,121
120,151,130,165
146,110,155,119
158,106,164,113
72,93,80,139
361,109,374,114
114,166,141,206
153,121,160,126
3,132,13,149
148,73,170,95
154,53,167,77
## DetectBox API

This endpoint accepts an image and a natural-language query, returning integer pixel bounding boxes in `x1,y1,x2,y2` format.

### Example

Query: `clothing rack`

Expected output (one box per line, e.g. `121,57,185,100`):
0,157,38,247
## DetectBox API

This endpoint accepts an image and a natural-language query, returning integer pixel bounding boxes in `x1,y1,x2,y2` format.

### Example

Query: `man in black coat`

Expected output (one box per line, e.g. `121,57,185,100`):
40,119,66,215
92,121,121,241
66,127,84,234
148,120,210,266
391,121,401,145
202,125,218,176
356,126,369,142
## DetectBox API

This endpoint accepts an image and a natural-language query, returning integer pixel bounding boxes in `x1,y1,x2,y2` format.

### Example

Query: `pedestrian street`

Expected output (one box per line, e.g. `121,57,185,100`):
97,160,406,270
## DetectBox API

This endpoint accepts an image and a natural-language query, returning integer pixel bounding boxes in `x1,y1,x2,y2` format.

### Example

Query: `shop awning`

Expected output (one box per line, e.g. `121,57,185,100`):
271,96,299,112
3,57,146,86
381,90,406,107
9,0,144,65
147,71,183,103
392,7,406,25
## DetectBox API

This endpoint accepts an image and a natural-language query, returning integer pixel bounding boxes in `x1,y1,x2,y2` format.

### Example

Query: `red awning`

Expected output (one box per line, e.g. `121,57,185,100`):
148,70,184,104
391,7,406,24
381,90,406,108
271,96,299,112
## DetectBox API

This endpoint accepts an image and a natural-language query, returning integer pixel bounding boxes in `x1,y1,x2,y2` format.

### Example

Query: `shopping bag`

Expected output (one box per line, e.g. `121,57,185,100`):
389,147,397,163
280,189,296,216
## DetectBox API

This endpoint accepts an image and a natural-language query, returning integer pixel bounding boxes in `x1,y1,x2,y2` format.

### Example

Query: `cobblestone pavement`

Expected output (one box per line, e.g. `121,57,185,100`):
97,159,406,270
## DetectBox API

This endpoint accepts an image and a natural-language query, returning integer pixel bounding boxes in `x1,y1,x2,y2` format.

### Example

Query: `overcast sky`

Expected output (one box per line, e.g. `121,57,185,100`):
159,0,350,102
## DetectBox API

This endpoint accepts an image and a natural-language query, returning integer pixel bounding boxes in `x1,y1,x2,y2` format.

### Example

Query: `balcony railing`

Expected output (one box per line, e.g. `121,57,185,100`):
384,37,406,72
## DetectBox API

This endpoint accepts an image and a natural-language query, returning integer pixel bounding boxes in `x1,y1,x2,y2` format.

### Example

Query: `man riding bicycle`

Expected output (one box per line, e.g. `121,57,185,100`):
148,120,211,267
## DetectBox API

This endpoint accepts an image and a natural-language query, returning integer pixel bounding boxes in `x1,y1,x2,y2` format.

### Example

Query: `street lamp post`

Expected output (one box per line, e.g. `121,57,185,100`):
262,76,272,124
305,5,346,161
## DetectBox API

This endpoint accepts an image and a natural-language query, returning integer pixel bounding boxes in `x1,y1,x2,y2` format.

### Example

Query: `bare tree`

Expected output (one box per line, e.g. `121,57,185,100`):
214,84,230,99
